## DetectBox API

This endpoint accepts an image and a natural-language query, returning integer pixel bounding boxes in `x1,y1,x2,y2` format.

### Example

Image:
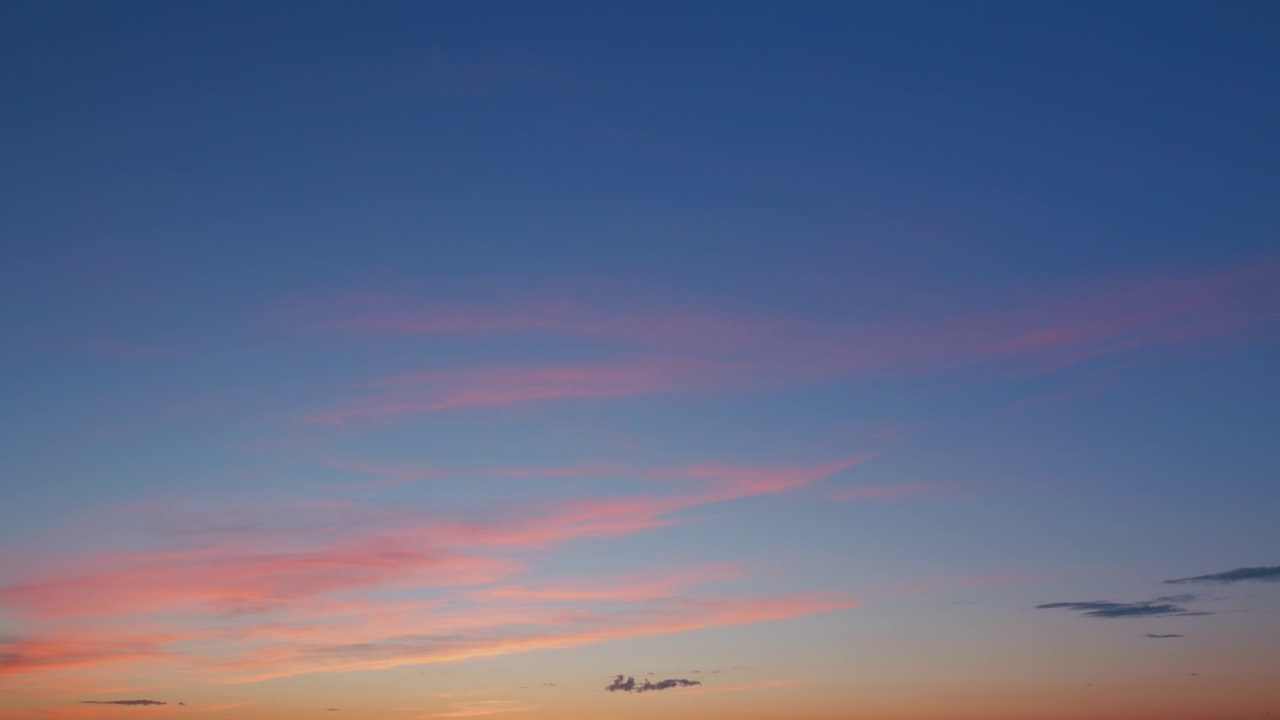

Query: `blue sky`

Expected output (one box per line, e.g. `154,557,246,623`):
1,3,1277,719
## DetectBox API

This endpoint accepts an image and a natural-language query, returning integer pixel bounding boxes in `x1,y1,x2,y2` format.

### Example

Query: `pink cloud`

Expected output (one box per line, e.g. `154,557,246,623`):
0,635,179,676
305,360,713,426
0,455,864,688
325,262,1276,370
285,289,767,353
321,454,623,488
0,539,517,620
285,260,1277,426
214,593,857,682
323,454,872,495
468,564,741,603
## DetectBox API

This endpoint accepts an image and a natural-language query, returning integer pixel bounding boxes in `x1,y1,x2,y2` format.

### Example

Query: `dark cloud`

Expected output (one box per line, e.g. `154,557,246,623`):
1145,633,1184,638
81,700,166,706
1165,566,1280,585
1036,594,1210,619
605,675,701,693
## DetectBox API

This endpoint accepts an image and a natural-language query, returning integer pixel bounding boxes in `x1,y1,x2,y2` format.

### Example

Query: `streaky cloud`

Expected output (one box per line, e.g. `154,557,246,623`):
81,699,166,706
1145,633,1184,638
1164,566,1280,585
1036,594,1211,619
285,258,1280,428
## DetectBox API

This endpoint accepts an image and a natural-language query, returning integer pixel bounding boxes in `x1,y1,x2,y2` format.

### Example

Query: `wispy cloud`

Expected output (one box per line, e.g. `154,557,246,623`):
283,260,1278,425
0,456,861,686
1036,594,1211,619
306,361,706,425
12,701,251,719
1145,633,1184,638
1164,566,1280,585
469,564,741,603
429,700,536,717
80,700,166,706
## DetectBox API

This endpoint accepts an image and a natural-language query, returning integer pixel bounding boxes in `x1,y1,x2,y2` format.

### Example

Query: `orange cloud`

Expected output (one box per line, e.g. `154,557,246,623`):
427,700,537,717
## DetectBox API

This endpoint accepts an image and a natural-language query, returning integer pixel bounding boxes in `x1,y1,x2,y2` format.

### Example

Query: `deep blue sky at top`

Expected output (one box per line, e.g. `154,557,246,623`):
4,1,1277,335
0,3,1277,666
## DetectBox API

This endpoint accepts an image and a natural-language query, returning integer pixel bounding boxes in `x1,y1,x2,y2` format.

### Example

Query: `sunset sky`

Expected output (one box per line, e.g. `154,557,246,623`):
1,2,1278,719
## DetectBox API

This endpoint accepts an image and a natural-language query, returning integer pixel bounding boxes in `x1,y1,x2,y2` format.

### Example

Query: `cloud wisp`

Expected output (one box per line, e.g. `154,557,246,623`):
283,260,1279,425
306,361,707,426
1036,594,1211,619
0,456,862,687
1165,566,1280,585
605,675,701,693
1145,634,1184,638
429,699,537,717
80,700,167,706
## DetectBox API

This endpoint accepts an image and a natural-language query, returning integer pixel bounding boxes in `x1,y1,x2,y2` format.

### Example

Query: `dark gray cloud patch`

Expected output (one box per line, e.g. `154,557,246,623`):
1145,633,1184,638
81,700,167,706
1036,594,1210,619
606,675,701,693
1165,566,1280,585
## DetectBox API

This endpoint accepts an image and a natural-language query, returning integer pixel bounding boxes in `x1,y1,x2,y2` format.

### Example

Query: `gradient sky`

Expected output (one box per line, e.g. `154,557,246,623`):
2,2,1278,719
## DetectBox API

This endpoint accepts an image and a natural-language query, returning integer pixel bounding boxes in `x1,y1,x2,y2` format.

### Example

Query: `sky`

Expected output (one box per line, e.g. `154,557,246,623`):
1,2,1278,718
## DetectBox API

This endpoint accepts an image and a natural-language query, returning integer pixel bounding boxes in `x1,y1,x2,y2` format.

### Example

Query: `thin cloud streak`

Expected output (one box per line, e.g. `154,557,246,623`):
306,361,709,426
1165,566,1280,585
428,700,537,717
1036,594,1211,619
469,564,742,603
0,457,862,686
289,261,1278,425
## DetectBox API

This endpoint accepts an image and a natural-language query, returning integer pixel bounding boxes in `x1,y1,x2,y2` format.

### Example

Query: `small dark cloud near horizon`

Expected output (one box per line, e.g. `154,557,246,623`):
81,700,166,706
606,675,701,693
1145,633,1184,638
1036,594,1210,619
1165,566,1280,585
